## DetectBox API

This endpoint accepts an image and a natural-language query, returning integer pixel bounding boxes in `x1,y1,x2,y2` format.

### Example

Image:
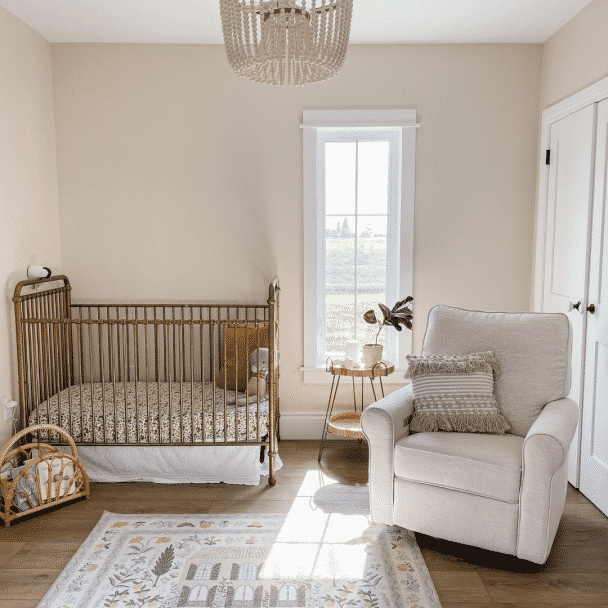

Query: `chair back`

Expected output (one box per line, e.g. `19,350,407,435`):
421,305,572,437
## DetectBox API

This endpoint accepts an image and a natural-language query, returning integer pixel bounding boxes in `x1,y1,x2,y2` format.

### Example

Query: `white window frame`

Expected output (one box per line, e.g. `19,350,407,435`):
302,109,417,384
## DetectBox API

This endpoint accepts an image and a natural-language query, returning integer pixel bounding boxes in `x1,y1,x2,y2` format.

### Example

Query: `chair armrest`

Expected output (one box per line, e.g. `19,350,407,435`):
517,397,579,564
523,397,579,474
361,385,415,525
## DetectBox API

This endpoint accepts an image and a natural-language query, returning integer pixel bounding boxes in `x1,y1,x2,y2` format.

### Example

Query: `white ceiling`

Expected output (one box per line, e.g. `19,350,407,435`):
0,0,595,44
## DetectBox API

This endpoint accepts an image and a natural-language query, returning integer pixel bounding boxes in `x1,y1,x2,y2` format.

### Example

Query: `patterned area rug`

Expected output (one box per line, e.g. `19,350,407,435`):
38,509,441,608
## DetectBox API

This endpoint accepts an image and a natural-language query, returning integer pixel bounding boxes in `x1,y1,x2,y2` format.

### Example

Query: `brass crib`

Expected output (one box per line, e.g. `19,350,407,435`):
12,276,280,485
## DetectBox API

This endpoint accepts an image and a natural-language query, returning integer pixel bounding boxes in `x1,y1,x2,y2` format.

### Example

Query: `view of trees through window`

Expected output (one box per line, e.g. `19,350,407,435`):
323,139,389,357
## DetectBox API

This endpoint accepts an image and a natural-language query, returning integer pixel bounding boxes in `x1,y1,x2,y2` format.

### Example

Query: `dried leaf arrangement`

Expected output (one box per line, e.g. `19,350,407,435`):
363,297,414,346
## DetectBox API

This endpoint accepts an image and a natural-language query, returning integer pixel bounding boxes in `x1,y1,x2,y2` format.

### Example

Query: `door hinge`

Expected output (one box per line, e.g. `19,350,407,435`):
546,149,550,165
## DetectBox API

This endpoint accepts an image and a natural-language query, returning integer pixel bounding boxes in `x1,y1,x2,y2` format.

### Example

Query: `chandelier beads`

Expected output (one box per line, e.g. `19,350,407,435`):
219,0,353,86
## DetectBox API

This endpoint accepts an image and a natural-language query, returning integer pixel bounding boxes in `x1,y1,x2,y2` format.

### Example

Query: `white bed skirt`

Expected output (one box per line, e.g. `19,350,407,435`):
66,444,282,485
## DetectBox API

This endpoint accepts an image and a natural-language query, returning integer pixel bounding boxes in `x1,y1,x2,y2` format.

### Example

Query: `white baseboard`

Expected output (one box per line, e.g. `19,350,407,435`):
279,411,360,441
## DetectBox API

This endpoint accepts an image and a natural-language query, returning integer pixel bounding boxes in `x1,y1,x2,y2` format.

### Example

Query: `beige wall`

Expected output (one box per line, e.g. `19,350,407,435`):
540,0,608,111
0,6,61,445
52,42,541,416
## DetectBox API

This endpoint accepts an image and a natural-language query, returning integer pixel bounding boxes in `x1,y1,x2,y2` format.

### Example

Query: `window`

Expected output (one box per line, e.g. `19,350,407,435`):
233,585,254,607
278,584,298,607
191,562,219,580
303,109,417,381
238,562,258,580
188,585,208,603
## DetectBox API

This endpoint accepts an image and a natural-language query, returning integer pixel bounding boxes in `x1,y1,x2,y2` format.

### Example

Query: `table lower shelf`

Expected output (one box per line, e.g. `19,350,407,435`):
327,411,364,440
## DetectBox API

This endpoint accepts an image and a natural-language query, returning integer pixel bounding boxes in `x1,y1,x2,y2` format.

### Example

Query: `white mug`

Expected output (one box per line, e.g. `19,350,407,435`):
345,340,361,364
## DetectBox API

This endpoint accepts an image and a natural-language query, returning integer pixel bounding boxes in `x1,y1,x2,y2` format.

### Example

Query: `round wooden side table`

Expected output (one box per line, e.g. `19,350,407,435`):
318,359,395,462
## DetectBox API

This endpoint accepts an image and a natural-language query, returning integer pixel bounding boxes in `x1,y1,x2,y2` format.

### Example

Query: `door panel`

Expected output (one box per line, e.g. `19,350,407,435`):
543,104,596,487
580,98,608,515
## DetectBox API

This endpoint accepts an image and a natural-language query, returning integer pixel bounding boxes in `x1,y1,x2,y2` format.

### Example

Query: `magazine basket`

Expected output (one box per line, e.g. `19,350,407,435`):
0,424,90,526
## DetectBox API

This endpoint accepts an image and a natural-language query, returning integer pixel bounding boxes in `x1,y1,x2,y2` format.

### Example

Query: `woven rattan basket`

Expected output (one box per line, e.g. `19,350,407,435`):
327,411,364,440
0,424,90,527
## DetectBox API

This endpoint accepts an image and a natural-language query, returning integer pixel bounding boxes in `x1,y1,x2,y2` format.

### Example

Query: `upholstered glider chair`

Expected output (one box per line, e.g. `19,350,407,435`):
361,305,579,564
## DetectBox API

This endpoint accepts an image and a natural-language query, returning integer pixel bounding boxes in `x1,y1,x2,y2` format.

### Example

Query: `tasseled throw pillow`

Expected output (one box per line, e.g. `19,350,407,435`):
405,351,510,434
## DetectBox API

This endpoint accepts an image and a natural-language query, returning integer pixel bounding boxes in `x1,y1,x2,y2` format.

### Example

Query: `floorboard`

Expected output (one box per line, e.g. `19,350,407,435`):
1,439,606,607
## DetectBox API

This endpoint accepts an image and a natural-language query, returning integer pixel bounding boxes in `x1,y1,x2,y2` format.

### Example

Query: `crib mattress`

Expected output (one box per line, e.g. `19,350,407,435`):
29,382,271,445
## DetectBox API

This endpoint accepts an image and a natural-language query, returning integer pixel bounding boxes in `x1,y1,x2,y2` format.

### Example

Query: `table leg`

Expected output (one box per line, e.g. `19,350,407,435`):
318,375,340,462
359,376,365,443
370,376,378,402
361,375,364,410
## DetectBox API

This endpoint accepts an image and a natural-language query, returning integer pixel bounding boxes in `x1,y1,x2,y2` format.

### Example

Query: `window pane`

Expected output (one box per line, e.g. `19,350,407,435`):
357,215,387,346
357,216,387,293
325,142,356,216
358,141,389,215
326,292,355,356
325,216,355,292
325,215,355,356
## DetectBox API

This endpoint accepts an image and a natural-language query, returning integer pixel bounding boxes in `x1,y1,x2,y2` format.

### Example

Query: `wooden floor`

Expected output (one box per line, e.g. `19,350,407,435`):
1,440,607,607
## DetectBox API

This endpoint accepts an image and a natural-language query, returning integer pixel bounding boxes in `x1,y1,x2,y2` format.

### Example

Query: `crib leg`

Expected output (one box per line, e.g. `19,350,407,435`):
268,449,276,486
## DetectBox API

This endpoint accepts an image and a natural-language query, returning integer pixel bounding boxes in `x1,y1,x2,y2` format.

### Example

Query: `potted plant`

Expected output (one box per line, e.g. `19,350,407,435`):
362,297,413,368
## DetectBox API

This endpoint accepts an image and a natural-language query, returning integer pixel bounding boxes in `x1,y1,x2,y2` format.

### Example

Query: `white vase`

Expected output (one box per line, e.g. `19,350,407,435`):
362,344,383,368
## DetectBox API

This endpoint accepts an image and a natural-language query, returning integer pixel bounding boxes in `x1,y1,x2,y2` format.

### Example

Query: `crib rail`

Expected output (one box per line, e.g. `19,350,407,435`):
13,277,73,413
13,277,280,482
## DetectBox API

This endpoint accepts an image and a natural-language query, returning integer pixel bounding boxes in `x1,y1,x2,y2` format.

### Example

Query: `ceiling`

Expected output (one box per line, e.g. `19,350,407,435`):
0,0,595,44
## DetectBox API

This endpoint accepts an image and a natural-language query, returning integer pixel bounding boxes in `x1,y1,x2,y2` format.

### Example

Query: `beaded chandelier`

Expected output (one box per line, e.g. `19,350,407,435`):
219,0,353,86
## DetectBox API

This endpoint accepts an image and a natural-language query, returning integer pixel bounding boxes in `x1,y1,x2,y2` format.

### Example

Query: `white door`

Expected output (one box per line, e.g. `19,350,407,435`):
580,98,608,516
542,104,596,487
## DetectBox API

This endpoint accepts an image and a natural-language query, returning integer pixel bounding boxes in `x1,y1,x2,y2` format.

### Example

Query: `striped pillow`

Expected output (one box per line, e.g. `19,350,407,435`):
405,351,510,434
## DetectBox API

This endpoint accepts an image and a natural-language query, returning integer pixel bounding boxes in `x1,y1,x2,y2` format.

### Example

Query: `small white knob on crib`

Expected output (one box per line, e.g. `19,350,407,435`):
27,265,52,279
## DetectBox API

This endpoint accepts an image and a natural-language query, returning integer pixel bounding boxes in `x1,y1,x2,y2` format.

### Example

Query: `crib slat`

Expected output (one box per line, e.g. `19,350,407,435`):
203,310,207,435
92,307,99,443
134,307,140,444
144,307,151,444
223,311,228,444
212,322,217,444
40,295,51,408
35,298,44,424
111,310,118,444
77,312,84,442
156,308,161,444
190,310,194,443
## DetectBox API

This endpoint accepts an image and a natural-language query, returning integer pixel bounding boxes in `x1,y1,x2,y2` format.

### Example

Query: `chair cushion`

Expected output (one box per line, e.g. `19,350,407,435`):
394,432,524,503
406,351,510,434
421,306,572,437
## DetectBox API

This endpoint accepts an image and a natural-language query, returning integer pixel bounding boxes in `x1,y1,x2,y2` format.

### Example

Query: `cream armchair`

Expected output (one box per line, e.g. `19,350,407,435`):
361,305,579,564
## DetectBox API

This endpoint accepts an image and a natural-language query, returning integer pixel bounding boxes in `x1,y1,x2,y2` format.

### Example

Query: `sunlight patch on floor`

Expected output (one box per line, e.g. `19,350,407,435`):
260,470,371,580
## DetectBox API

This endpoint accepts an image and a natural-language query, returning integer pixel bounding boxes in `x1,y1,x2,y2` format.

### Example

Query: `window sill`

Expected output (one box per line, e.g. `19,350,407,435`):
300,367,410,385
